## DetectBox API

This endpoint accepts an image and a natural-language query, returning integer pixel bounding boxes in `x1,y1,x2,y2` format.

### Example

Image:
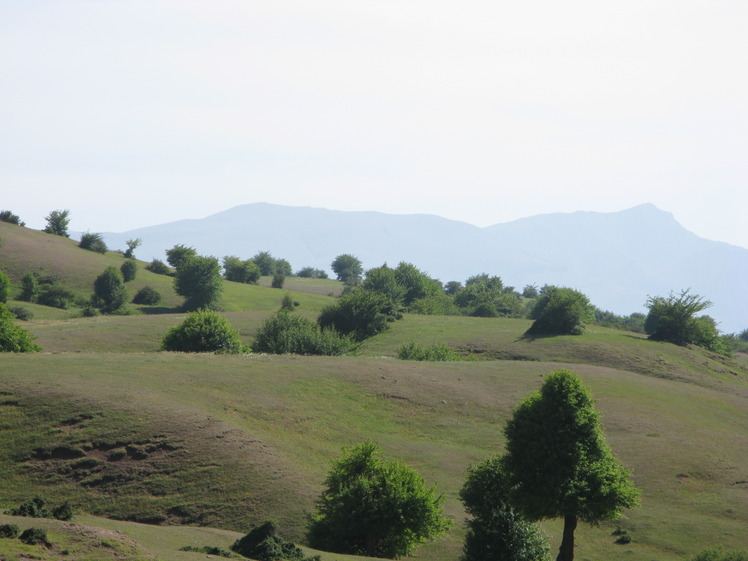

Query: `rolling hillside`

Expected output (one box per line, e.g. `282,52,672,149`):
1,222,747,561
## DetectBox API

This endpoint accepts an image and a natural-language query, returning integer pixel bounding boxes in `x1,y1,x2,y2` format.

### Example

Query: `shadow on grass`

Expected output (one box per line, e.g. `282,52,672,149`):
136,306,182,315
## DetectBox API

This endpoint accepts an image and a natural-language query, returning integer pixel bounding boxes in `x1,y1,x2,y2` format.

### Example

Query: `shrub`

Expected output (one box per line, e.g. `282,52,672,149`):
174,255,223,311
145,259,172,275
280,293,295,311
526,286,594,336
318,289,401,341
0,524,19,538
37,285,75,309
19,273,39,302
5,496,71,520
232,521,319,561
162,310,248,354
9,306,33,321
223,256,261,284
296,267,328,279
92,266,129,314
307,441,450,558
271,272,285,289
397,342,461,361
52,500,74,521
78,232,108,253
0,271,10,303
0,304,41,352
0,210,25,226
645,290,725,352
120,260,137,282
180,545,234,557
123,238,141,259
166,244,198,269
254,310,351,356
19,527,50,546
132,286,162,305
331,253,363,284
688,548,748,561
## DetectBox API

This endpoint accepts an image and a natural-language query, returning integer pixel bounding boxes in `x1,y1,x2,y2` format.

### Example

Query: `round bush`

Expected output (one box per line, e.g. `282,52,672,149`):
120,260,137,282
162,310,248,354
132,286,162,305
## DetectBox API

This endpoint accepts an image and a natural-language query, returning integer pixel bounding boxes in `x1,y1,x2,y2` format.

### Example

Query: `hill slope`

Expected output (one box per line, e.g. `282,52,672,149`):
101,203,748,332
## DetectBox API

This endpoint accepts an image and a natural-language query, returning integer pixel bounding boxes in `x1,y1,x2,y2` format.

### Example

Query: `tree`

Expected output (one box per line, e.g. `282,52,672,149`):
296,266,328,279
252,251,276,276
0,303,41,352
526,286,594,336
460,455,550,561
307,441,450,558
275,258,293,277
318,289,401,341
645,289,716,347
123,238,142,259
161,309,248,353
331,254,363,284
120,260,137,282
502,370,639,561
174,255,223,311
78,232,108,254
253,310,351,356
92,266,128,313
132,286,161,305
20,273,39,303
0,271,10,303
0,210,25,226
223,256,261,284
271,272,285,289
43,209,71,237
166,244,197,269
362,264,406,305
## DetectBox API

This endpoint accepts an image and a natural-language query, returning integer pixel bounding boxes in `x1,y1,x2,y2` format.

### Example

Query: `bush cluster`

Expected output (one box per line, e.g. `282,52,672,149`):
145,259,172,275
162,310,248,354
5,497,73,520
0,303,41,352
132,286,162,305
397,342,462,361
232,521,320,561
78,232,108,254
254,310,351,356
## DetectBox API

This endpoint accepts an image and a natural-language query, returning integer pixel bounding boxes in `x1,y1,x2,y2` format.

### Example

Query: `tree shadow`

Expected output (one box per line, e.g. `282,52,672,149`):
136,306,182,315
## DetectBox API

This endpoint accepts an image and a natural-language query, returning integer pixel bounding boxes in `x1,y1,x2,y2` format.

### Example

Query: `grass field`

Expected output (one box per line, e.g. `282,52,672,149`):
1,222,747,561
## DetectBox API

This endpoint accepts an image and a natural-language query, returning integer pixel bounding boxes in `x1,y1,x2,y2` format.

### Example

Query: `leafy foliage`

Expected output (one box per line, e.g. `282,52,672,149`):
307,441,450,558
397,342,462,361
92,266,129,313
166,244,198,269
223,255,261,284
0,270,10,303
9,306,34,321
37,285,75,309
19,272,39,302
79,232,108,253
272,272,286,289
6,497,73,520
318,289,401,341
454,274,522,318
331,254,363,284
460,455,550,561
145,259,172,276
645,289,726,352
252,251,277,276
254,310,351,356
174,255,223,311
0,303,41,352
0,210,25,226
527,286,594,335
0,524,19,538
120,259,137,282
132,286,162,305
394,262,441,306
43,209,71,237
362,264,406,305
296,266,328,279
124,238,141,259
502,370,639,561
19,527,50,546
232,521,320,561
161,309,248,354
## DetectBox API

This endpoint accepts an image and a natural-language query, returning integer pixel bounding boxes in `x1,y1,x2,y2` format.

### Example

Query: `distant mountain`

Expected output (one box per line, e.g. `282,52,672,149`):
103,203,747,333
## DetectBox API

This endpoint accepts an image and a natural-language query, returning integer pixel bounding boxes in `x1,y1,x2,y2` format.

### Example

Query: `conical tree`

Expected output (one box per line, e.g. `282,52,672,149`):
502,370,639,561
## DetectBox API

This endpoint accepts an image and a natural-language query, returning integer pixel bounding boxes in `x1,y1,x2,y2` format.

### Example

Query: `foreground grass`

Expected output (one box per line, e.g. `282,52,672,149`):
1,351,747,561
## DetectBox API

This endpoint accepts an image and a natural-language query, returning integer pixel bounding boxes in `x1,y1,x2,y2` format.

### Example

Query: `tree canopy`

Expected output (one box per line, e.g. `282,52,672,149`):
174,255,223,311
502,370,639,561
162,309,248,354
43,209,71,237
331,254,363,284
526,286,593,336
92,266,128,313
645,289,719,348
0,303,41,352
307,441,450,558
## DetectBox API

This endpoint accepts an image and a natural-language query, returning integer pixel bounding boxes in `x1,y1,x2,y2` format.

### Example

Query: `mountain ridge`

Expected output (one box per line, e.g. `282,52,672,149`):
102,203,747,332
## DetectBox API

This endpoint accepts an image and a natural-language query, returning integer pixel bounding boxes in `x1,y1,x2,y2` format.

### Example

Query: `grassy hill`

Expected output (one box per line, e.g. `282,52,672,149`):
1,223,747,561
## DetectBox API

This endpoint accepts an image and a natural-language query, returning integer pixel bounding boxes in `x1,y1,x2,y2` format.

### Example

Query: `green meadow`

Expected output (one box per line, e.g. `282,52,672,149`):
1,221,747,561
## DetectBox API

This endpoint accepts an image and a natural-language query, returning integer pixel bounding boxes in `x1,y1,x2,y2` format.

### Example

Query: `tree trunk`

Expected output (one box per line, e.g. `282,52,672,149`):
556,514,577,561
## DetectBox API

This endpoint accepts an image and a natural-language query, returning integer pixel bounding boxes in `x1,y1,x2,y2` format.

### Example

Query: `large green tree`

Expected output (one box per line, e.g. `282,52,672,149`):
502,370,639,561
317,288,401,341
307,441,450,558
0,271,11,303
645,289,718,348
174,255,223,311
460,455,549,561
166,244,198,269
0,303,41,352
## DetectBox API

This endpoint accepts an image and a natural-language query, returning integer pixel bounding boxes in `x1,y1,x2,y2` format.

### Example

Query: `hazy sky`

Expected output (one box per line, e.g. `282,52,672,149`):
2,1,747,248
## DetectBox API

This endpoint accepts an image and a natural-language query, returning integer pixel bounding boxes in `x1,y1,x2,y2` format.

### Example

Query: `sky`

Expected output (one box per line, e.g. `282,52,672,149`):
2,1,747,248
